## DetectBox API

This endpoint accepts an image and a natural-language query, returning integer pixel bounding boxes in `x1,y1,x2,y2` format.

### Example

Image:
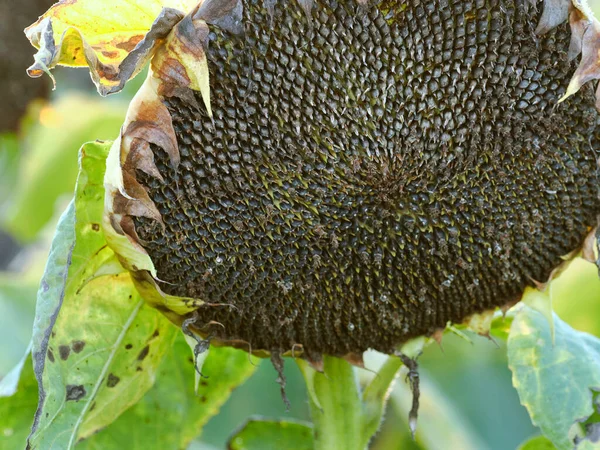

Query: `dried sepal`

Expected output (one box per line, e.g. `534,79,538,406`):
581,226,599,263
195,0,245,36
306,357,325,373
296,0,315,23
125,139,165,183
25,1,199,95
152,13,212,117
535,0,571,35
103,76,185,316
534,0,600,111
463,309,495,337
124,96,180,168
343,352,365,368
559,1,600,110
99,0,227,311
101,205,156,276
431,328,445,347
114,172,163,224
26,18,119,92
130,271,201,318
567,2,589,61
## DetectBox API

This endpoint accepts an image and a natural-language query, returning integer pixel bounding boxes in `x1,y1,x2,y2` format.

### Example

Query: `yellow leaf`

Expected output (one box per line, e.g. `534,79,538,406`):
25,0,200,95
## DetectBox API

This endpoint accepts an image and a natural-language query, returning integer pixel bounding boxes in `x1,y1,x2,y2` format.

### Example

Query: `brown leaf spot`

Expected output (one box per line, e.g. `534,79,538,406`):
47,348,55,363
91,223,100,232
101,50,119,59
125,343,133,350
71,340,86,353
59,345,71,361
115,34,145,52
66,385,86,401
107,373,121,388
137,345,150,361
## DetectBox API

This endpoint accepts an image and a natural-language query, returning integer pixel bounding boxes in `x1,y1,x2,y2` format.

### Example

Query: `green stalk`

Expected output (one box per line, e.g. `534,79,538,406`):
298,356,363,450
298,354,404,450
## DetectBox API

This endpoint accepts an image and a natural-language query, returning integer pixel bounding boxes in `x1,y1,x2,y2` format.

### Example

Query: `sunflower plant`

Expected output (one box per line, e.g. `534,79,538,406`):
2,0,600,449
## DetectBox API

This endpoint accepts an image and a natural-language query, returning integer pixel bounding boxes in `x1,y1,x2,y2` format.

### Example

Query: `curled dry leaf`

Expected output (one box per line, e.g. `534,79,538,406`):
25,0,199,94
559,0,600,110
151,12,212,116
535,0,571,35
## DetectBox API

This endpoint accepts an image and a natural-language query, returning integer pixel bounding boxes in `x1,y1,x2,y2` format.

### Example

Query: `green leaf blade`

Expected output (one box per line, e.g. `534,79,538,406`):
227,418,314,450
508,306,600,450
517,435,559,450
0,354,38,450
27,141,178,449
79,335,257,449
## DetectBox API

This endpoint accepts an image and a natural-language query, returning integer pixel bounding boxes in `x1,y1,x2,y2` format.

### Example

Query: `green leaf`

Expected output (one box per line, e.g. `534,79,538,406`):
0,276,37,374
27,141,178,450
0,132,20,212
575,439,600,450
490,312,514,341
0,354,38,449
376,356,490,450
3,96,126,242
0,345,32,398
508,305,600,450
517,435,557,450
227,418,314,450
79,335,257,449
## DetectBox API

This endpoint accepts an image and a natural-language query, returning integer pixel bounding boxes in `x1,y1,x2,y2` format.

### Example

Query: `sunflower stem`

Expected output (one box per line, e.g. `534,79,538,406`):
298,354,404,450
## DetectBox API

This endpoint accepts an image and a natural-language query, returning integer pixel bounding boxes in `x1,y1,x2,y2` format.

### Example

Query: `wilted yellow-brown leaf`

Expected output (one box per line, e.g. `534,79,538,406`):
25,0,200,94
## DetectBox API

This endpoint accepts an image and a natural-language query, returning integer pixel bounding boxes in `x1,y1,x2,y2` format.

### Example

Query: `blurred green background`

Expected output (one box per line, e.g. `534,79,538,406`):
1,2,600,450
